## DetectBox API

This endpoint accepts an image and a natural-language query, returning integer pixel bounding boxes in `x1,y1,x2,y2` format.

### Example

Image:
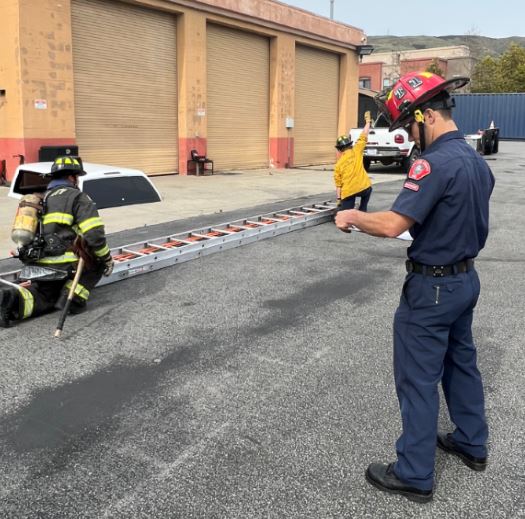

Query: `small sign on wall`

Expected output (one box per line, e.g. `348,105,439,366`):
197,108,206,117
34,99,48,110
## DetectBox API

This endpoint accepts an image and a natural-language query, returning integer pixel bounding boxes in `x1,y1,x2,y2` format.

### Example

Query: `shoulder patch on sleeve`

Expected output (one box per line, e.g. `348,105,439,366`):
403,181,420,192
408,159,431,181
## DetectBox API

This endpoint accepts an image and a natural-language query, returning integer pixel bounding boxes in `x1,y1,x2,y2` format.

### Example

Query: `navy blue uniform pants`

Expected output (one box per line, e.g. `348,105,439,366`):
392,269,488,490
340,187,372,212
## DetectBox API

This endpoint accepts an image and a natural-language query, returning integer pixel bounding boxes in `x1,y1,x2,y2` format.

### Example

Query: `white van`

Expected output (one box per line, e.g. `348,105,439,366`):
8,161,162,209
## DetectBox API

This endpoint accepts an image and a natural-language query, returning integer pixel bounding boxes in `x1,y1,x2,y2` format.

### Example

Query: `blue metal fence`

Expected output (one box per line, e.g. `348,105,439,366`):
452,93,525,140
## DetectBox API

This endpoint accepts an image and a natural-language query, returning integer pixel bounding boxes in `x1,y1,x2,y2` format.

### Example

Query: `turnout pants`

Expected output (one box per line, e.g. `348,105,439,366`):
17,263,104,320
392,269,488,490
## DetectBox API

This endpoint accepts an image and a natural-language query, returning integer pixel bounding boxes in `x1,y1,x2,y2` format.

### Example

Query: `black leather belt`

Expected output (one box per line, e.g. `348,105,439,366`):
405,258,475,277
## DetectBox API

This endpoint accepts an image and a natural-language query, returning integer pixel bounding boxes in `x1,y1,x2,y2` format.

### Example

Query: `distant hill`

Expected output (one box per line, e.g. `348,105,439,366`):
367,35,525,58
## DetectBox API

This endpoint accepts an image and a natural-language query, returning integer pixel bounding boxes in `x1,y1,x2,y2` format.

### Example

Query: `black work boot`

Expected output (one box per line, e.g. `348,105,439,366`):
54,291,68,311
365,462,433,503
69,301,87,315
437,432,487,471
54,291,87,315
0,287,19,328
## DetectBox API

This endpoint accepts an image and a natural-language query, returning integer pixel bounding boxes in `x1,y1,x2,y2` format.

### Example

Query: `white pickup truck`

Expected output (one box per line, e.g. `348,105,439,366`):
350,114,419,173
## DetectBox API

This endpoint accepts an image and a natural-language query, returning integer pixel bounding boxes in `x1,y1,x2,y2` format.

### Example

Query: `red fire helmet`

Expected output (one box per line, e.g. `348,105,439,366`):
375,72,470,131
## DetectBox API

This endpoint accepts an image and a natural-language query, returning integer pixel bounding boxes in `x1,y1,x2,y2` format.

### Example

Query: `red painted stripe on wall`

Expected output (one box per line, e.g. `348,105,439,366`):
0,137,76,181
178,137,207,175
269,137,294,169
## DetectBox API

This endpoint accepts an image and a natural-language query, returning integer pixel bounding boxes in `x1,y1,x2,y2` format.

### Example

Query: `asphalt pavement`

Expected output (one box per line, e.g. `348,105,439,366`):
0,143,524,518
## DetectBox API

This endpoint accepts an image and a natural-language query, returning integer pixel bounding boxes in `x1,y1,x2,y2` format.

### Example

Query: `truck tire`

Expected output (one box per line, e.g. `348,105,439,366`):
363,157,371,171
402,148,419,173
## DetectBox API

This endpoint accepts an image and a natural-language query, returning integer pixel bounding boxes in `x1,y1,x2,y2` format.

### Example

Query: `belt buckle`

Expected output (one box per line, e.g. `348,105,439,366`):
433,266,445,277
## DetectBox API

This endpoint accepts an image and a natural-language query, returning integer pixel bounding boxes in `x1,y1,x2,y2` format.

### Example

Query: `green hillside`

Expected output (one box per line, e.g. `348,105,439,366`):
367,35,525,58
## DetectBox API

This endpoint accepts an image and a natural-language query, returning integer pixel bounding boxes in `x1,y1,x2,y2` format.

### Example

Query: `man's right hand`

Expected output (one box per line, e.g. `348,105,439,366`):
364,110,372,125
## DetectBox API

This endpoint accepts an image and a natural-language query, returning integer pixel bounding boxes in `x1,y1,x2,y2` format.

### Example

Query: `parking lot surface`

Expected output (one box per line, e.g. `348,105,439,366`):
1,142,524,517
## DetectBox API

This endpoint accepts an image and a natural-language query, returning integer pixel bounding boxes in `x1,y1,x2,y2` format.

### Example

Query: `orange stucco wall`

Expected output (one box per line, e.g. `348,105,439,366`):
268,34,295,168
339,51,359,137
0,0,75,179
176,10,208,173
0,0,365,178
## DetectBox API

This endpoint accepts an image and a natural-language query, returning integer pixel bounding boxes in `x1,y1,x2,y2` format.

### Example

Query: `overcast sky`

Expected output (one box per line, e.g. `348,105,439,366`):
282,0,524,38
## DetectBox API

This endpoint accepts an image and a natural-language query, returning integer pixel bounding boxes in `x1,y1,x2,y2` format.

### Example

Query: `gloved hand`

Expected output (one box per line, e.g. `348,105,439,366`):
102,256,114,277
364,110,372,125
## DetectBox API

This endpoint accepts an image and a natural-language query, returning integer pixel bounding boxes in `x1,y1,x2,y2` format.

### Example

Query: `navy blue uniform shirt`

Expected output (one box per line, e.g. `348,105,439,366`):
391,130,495,265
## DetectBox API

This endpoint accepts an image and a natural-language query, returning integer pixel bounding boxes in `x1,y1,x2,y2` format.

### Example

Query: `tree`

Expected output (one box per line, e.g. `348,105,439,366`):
498,43,525,92
425,58,444,77
471,56,501,92
471,43,525,93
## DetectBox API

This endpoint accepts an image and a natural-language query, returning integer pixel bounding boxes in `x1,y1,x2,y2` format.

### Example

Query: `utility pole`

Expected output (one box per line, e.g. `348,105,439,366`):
330,0,334,20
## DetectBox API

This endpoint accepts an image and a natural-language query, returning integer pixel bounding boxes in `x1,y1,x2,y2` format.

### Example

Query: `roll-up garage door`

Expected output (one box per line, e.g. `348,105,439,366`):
207,25,269,170
294,45,339,165
71,0,178,175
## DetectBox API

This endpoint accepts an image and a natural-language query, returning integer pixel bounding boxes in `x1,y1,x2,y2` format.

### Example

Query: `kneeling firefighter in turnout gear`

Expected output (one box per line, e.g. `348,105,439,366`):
0,156,114,328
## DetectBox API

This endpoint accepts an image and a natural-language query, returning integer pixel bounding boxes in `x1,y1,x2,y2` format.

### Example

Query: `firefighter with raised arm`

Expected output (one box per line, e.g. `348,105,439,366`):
0,156,114,327
333,110,373,212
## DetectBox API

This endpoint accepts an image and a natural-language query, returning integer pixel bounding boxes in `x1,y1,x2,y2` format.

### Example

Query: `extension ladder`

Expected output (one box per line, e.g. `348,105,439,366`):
0,201,338,288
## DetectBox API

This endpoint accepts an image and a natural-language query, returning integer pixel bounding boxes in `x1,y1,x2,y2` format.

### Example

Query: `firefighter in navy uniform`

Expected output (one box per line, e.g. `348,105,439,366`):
0,156,114,327
335,72,495,502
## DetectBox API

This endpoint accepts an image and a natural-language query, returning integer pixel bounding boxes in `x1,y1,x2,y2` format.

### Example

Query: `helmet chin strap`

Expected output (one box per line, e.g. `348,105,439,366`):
414,109,426,152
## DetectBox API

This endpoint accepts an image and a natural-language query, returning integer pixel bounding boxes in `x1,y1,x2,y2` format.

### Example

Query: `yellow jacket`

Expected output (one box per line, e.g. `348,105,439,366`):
333,133,371,199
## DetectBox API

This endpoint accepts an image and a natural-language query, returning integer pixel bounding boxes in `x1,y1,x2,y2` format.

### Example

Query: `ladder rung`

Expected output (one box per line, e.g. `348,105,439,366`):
113,253,139,262
212,228,237,235
168,237,194,245
146,244,171,251
190,233,212,240
184,235,207,242
122,248,146,256
138,245,168,254
161,240,187,248
234,224,260,230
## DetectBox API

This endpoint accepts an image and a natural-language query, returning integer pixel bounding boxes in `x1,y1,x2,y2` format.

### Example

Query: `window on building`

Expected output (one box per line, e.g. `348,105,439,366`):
359,77,371,89
383,78,393,88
